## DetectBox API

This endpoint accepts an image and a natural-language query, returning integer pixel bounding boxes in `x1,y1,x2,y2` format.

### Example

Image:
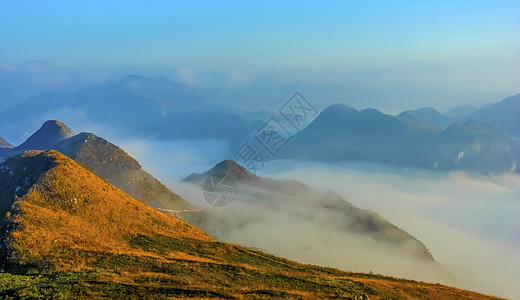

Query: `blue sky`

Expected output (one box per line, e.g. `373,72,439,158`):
0,1,519,111
2,1,517,67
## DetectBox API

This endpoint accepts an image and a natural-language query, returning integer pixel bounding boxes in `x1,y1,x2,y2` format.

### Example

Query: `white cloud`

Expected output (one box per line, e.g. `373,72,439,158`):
259,160,520,299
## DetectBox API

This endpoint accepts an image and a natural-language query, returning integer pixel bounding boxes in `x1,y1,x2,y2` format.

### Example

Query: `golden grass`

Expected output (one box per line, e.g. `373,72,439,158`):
1,150,505,300
8,150,212,269
349,276,504,300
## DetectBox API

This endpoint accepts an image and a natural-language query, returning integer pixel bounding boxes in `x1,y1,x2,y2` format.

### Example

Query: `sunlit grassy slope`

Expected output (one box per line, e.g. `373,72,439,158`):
0,120,192,212
0,151,504,299
55,131,192,211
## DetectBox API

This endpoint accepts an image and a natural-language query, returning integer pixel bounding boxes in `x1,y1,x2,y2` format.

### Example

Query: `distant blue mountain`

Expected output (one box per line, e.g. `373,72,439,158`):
401,107,454,129
445,104,478,119
280,103,520,174
396,112,441,133
463,94,520,139
0,75,256,143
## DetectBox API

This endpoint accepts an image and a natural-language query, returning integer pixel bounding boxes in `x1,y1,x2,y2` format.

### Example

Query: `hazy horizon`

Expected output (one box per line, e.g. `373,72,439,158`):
116,136,520,299
1,1,519,114
1,2,519,299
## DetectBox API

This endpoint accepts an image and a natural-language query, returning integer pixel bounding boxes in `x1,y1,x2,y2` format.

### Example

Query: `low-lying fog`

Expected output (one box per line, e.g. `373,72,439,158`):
119,139,519,299
261,160,520,298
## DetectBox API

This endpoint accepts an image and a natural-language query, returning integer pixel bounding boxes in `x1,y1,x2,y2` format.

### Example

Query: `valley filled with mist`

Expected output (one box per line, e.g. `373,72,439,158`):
1,2,519,299
118,135,520,299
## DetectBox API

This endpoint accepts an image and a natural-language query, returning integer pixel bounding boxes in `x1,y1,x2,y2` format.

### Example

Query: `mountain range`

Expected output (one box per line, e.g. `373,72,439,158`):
0,77,517,297
0,120,192,213
462,94,519,139
400,94,519,139
445,104,480,119
2,120,448,281
0,75,517,172
401,107,454,129
1,74,517,146
184,160,434,259
280,103,520,174
0,75,258,144
0,149,502,299
183,160,457,284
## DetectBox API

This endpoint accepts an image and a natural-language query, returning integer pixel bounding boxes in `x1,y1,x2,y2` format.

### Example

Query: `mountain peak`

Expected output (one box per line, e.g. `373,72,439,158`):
402,107,454,129
0,152,490,299
406,107,446,118
360,107,384,115
396,112,441,132
0,137,13,148
213,160,253,179
42,120,72,132
0,149,212,271
53,131,192,211
122,74,144,81
413,107,439,114
17,120,74,151
183,160,254,184
322,103,357,115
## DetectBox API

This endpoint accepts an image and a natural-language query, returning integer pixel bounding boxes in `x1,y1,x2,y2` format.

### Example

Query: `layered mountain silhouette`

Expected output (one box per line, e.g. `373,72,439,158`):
1,74,517,148
16,120,74,150
0,150,500,299
183,160,458,283
446,104,479,119
185,160,434,259
395,111,442,133
442,95,518,139
0,75,256,143
401,107,454,129
463,94,520,139
0,121,191,212
280,104,520,174
0,120,73,161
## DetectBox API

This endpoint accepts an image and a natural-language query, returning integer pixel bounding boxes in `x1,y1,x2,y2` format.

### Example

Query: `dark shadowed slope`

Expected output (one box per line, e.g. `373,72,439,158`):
0,151,502,300
0,120,75,161
16,120,74,151
54,132,192,211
